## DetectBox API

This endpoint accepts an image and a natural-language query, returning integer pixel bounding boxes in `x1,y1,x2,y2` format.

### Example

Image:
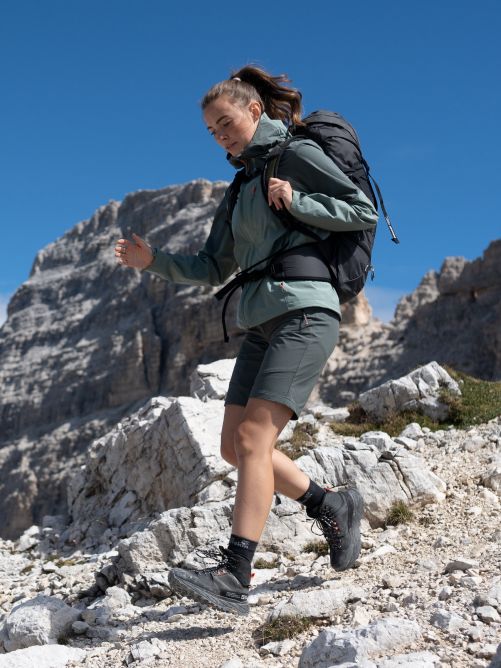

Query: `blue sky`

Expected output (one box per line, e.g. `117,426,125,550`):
1,0,500,324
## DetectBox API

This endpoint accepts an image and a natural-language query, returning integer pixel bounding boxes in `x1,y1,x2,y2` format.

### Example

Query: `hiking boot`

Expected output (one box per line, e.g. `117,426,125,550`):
308,488,364,571
168,547,250,616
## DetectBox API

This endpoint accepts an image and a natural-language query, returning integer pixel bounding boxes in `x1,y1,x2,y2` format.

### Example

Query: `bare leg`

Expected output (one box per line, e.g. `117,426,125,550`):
221,403,310,500
224,400,310,541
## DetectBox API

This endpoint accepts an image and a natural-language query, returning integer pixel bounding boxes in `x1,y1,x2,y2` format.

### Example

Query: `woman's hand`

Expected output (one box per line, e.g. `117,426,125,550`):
115,233,154,270
268,177,293,211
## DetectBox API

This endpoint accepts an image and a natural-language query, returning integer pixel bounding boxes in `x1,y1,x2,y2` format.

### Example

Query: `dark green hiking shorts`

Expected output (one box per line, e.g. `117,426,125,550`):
225,307,340,420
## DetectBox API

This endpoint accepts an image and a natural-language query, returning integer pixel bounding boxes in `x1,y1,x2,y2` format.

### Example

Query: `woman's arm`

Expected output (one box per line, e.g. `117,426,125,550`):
278,140,379,233
117,189,239,286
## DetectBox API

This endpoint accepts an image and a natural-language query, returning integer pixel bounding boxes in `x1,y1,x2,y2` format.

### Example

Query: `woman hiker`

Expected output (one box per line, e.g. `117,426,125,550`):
114,65,378,616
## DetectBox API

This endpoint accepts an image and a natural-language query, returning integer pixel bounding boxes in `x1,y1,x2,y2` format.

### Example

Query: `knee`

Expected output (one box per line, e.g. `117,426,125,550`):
234,421,271,460
220,434,238,466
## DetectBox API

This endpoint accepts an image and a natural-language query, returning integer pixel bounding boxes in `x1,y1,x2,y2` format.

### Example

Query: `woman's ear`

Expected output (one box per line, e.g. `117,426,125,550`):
249,100,262,122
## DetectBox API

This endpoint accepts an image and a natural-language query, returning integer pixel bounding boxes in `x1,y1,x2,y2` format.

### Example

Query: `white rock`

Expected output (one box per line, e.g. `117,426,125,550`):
359,431,397,452
0,645,86,668
129,639,165,662
218,660,244,668
358,362,461,421
68,397,233,541
298,617,422,667
482,456,501,493
85,586,138,624
479,488,500,506
460,576,483,588
269,585,367,620
393,436,418,450
399,423,424,439
463,436,486,452
430,609,465,631
259,639,295,656
377,651,441,667
360,545,397,563
16,526,41,553
351,606,372,627
476,605,501,623
189,358,236,400
0,595,80,651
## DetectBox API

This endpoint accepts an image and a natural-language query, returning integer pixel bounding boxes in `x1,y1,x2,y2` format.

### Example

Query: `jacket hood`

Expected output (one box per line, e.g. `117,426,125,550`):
227,112,289,172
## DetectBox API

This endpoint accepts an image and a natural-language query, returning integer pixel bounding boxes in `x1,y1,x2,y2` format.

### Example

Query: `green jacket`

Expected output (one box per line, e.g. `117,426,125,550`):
146,113,378,330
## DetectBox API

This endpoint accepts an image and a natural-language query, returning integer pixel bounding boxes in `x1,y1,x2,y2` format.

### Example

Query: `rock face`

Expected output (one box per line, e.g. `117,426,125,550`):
67,395,234,545
321,239,501,406
0,175,499,539
0,180,243,538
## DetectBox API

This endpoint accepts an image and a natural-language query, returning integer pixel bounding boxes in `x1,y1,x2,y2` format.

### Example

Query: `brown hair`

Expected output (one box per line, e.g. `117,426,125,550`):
201,64,304,128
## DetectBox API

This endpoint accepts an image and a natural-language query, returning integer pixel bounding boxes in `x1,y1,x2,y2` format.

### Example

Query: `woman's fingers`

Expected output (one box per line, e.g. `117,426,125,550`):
268,178,292,211
114,233,153,269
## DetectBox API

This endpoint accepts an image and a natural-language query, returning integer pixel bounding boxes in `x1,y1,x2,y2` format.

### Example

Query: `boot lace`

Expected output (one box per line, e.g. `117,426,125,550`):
194,546,237,574
310,506,343,549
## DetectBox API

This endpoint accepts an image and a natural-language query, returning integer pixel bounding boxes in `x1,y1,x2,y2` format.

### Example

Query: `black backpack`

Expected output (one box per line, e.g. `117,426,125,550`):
215,110,399,342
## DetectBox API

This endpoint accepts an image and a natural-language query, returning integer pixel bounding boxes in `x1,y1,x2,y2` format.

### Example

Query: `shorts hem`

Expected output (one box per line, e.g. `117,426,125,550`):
248,391,301,421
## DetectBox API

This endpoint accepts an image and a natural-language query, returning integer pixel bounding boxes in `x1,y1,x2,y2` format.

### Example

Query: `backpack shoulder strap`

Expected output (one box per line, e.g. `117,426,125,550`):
226,169,250,225
261,137,322,243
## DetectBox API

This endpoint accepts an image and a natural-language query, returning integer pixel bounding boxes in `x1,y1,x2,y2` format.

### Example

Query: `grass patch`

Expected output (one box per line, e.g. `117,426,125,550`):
253,615,316,647
55,558,82,567
385,501,414,527
329,368,501,437
441,367,501,427
254,557,278,569
302,539,329,557
277,421,318,460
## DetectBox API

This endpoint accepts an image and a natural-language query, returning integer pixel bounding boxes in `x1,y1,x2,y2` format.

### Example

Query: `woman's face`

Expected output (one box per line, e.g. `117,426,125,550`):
204,94,261,156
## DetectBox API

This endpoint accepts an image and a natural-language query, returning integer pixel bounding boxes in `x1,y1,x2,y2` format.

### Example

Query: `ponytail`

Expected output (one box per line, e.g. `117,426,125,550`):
201,64,304,128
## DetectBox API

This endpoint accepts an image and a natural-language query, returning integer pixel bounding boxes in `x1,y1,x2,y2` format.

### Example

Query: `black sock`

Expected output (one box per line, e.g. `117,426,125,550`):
227,534,258,587
296,479,326,517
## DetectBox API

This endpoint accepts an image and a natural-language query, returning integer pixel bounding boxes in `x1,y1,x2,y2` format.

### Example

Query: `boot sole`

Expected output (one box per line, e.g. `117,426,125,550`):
332,488,364,571
168,569,250,616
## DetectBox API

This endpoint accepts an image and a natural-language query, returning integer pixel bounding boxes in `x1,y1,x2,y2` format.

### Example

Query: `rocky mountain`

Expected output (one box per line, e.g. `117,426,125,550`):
320,238,501,406
0,360,499,667
0,178,499,539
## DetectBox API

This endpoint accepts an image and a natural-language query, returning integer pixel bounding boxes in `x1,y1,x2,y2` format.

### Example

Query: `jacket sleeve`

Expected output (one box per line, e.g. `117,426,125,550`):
144,188,239,286
281,140,379,233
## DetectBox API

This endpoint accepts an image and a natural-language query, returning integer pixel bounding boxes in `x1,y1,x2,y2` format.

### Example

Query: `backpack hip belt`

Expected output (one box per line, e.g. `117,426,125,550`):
214,242,334,343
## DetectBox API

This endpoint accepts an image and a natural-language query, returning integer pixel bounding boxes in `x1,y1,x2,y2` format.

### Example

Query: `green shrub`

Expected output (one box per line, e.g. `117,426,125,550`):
385,501,414,526
302,539,329,556
253,557,278,569
253,615,316,647
277,422,318,460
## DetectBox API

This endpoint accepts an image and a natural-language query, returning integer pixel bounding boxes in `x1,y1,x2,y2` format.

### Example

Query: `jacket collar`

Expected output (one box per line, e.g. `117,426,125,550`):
227,112,289,173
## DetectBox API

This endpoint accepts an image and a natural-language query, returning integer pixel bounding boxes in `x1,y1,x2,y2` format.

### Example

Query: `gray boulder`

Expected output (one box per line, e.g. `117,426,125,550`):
67,395,233,542
0,595,80,651
0,645,86,667
190,358,236,400
268,585,367,620
299,617,422,667
358,361,461,421
296,440,446,526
